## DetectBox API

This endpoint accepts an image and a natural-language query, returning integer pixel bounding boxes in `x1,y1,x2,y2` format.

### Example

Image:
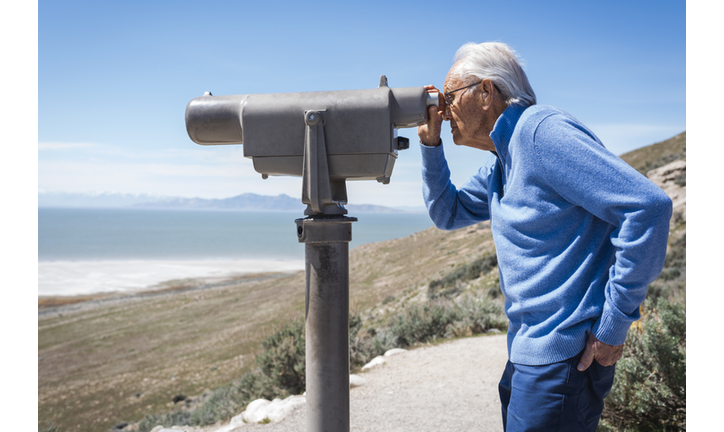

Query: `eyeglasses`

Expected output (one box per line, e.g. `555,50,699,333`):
443,80,482,107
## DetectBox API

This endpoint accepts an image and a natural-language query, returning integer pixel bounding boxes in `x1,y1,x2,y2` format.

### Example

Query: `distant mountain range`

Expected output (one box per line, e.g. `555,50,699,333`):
135,193,305,212
37,191,423,214
38,191,166,208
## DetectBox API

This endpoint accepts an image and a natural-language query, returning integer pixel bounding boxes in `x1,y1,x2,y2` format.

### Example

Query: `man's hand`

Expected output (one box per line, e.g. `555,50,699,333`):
417,85,444,146
577,332,624,371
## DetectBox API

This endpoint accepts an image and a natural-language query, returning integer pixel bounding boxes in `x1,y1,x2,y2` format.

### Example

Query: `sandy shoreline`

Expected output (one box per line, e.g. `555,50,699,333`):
38,270,302,316
38,258,305,297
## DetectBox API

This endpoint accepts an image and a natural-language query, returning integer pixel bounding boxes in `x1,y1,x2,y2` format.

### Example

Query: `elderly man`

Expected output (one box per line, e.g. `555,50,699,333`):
417,42,672,431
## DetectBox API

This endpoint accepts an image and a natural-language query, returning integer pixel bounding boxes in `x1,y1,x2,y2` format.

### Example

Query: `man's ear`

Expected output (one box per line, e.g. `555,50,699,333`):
479,79,494,108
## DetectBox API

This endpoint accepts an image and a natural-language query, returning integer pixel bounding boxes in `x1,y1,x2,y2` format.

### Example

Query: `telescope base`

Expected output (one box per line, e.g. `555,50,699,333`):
295,215,356,432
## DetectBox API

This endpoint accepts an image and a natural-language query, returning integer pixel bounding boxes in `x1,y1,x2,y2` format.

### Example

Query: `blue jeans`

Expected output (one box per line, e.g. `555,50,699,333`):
498,350,615,431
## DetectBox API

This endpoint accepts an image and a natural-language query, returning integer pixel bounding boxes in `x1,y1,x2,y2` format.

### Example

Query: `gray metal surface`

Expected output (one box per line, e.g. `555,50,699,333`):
296,215,356,432
299,110,348,215
185,76,438,185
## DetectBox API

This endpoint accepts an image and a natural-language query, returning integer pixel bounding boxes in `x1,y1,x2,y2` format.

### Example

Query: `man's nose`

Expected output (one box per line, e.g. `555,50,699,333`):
442,104,452,121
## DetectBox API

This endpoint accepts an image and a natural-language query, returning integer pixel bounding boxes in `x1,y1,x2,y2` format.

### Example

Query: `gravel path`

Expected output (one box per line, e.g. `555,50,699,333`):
237,334,508,432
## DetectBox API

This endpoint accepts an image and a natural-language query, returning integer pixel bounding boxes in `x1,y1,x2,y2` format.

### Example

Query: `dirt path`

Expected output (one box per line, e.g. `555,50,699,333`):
206,334,509,432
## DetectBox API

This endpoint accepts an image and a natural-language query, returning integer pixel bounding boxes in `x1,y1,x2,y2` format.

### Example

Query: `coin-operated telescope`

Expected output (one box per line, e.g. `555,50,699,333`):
185,75,438,215
185,76,438,432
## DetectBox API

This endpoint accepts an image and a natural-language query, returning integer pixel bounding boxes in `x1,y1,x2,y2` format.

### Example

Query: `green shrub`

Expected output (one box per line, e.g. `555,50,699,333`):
237,368,277,400
388,300,462,346
137,410,192,432
255,317,306,396
673,173,686,187
429,253,498,299
185,383,239,426
646,233,685,303
600,298,686,431
637,147,686,176
451,295,507,336
38,424,61,432
465,253,498,280
349,311,395,369
386,296,505,347
186,373,261,426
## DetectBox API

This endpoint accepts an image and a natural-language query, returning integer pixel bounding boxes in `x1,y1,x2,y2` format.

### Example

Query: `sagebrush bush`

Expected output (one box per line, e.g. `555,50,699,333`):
255,317,306,396
600,298,686,431
429,253,497,299
450,295,507,337
388,300,461,346
646,233,685,304
388,296,506,346
636,147,686,176
182,371,270,426
137,409,192,432
349,311,396,369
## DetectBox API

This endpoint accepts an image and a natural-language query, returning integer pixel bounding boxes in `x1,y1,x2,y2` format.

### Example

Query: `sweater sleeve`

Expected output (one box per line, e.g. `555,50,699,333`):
531,115,673,346
420,142,492,230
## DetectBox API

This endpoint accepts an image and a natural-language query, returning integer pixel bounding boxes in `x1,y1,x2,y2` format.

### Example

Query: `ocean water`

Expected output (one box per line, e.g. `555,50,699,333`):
38,208,433,296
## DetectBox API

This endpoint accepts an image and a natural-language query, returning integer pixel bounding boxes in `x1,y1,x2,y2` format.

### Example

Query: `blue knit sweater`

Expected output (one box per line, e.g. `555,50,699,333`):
420,103,672,365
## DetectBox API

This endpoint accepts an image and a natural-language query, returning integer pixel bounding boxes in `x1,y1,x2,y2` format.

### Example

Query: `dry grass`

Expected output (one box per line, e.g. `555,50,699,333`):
38,221,495,432
618,131,686,175
38,272,307,432
349,220,494,311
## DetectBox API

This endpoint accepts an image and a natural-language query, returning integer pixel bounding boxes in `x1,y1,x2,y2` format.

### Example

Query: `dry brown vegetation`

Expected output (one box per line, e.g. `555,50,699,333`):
619,131,686,175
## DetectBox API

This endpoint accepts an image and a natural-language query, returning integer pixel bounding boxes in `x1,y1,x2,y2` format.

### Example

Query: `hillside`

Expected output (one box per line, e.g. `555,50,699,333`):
38,132,686,432
619,131,686,175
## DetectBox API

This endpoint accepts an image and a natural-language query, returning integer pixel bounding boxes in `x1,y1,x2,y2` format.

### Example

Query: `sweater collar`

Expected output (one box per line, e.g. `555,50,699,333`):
490,103,528,157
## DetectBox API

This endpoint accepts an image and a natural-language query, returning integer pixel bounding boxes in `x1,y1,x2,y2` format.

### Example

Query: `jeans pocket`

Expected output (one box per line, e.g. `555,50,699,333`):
576,361,616,430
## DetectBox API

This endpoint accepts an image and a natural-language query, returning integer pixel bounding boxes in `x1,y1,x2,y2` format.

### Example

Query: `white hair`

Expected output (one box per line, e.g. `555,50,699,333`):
451,42,536,107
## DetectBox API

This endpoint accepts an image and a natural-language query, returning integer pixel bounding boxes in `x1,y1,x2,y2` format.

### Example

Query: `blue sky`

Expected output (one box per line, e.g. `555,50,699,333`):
36,0,686,208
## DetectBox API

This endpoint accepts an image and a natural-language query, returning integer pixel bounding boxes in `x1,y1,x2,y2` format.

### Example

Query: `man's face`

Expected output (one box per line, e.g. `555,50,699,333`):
442,66,497,152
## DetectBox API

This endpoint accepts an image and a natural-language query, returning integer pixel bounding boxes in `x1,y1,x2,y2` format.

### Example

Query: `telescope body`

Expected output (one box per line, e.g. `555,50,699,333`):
185,78,436,184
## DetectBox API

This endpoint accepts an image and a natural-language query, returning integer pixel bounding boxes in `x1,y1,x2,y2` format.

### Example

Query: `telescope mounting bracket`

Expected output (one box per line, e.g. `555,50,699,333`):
301,110,348,216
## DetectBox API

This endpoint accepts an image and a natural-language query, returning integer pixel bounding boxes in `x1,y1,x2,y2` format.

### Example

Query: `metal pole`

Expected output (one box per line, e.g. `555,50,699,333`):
296,215,356,432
